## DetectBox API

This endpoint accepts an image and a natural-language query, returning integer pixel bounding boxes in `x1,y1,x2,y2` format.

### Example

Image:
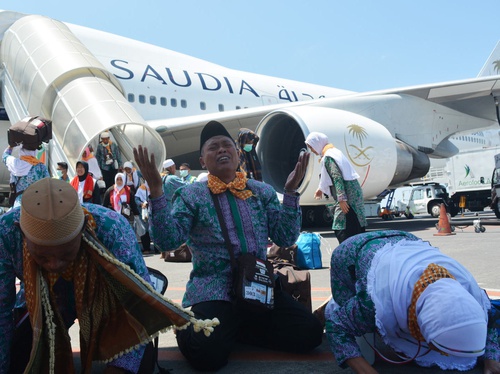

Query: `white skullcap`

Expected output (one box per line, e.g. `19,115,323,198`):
101,131,110,138
163,159,175,169
196,172,209,182
123,161,133,169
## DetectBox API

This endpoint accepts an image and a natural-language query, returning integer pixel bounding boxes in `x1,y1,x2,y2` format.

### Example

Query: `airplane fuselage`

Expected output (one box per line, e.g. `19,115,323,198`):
70,24,351,122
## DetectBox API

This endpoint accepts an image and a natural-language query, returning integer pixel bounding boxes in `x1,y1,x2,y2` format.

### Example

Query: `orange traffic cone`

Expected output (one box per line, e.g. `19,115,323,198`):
434,203,455,236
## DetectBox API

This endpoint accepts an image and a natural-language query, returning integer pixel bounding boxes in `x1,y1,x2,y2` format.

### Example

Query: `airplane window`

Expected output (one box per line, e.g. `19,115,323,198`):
200,102,206,110
236,106,241,110
127,93,135,102
171,98,177,107
139,95,146,104
218,104,224,112
160,97,167,106
150,96,157,105
181,99,187,108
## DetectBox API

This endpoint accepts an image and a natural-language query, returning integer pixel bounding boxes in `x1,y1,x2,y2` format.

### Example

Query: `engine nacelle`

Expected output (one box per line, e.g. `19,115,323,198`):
255,106,430,206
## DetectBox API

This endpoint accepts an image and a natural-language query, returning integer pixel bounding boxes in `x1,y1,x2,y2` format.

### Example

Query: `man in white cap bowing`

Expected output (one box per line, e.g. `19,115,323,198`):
0,178,203,373
134,120,323,371
95,131,122,189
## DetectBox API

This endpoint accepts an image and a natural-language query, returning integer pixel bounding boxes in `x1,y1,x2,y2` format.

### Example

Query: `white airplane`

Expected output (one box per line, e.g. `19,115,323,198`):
1,10,500,226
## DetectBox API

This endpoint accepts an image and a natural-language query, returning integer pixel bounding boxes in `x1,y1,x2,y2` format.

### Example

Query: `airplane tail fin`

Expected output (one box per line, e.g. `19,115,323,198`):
477,41,500,77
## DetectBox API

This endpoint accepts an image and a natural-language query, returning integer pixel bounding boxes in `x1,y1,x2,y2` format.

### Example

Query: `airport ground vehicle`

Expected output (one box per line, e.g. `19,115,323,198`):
406,183,458,218
423,130,500,213
444,147,500,212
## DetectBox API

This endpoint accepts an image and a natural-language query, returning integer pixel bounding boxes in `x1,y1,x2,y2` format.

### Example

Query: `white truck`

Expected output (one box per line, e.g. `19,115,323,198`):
444,146,500,212
422,130,500,213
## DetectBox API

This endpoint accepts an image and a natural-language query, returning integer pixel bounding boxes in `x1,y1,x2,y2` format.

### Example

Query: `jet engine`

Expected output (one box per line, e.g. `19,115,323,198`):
255,106,430,224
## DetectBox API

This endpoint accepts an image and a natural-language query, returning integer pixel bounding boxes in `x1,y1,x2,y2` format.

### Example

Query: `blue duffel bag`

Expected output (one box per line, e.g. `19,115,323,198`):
296,232,322,270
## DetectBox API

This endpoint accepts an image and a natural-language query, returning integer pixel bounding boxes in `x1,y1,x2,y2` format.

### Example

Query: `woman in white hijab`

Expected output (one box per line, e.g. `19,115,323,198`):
325,230,500,374
3,145,50,208
304,132,367,243
103,172,135,222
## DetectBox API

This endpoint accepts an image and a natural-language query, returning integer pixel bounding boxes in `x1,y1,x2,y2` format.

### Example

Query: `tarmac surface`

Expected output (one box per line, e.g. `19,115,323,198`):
71,210,500,373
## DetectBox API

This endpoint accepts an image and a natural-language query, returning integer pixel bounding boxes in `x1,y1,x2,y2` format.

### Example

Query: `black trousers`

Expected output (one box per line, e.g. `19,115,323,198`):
176,290,323,371
335,208,365,244
140,231,151,252
102,168,117,190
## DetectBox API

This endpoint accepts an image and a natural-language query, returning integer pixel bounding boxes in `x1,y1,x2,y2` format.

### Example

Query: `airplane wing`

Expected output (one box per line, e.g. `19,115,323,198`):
149,75,500,162
380,75,500,121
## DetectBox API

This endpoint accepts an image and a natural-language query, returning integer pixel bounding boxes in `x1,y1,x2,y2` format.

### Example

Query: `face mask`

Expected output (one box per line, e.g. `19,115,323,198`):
243,144,253,152
179,170,189,177
56,170,63,178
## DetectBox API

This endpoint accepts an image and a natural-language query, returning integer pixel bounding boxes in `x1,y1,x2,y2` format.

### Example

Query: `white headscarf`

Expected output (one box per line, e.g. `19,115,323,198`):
113,172,126,213
305,132,359,196
5,147,38,177
135,181,149,204
418,278,487,357
367,239,490,370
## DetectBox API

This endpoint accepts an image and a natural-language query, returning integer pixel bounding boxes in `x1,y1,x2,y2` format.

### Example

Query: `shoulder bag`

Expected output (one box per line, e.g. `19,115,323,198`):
211,192,275,313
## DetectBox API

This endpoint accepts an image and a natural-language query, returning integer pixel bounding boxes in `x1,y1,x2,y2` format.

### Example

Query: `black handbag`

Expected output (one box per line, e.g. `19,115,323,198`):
164,243,192,262
121,202,132,219
233,253,275,312
8,181,18,207
211,192,275,313
273,262,312,312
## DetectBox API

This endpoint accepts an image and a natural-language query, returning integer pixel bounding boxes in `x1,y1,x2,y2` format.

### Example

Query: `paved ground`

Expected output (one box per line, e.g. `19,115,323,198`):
72,210,500,373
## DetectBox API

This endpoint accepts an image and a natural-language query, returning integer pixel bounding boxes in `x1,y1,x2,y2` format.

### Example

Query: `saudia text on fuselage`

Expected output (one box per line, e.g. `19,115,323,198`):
109,59,327,103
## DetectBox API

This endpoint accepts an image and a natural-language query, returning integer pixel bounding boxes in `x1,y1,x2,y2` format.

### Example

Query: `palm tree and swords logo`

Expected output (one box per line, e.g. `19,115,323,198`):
344,124,374,167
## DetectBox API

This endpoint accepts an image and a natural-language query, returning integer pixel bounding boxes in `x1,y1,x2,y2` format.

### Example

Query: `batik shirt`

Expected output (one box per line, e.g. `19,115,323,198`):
325,230,500,368
324,156,367,230
161,174,185,202
95,141,121,171
150,179,301,307
0,203,149,373
2,148,50,208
